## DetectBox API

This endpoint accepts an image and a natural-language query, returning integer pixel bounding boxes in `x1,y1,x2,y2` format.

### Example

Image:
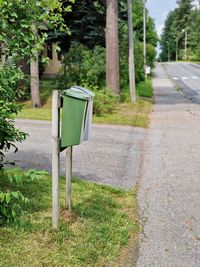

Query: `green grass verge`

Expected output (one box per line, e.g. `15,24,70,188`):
137,78,153,98
16,78,153,128
93,99,152,128
0,170,139,267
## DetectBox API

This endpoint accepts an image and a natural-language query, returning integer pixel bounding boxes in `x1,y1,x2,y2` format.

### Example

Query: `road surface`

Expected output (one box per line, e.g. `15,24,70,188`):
6,120,146,190
164,62,200,103
137,63,200,266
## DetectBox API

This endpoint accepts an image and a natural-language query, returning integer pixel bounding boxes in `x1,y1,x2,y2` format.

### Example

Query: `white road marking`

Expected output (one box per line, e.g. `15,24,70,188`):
172,76,199,81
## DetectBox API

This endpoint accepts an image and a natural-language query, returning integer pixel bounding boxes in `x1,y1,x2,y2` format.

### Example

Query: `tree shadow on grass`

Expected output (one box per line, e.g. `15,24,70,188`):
73,193,120,223
0,171,51,214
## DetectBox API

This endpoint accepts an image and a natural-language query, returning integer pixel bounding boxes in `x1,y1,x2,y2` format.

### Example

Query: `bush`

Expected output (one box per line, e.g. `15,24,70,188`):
57,44,106,89
0,65,27,168
147,43,156,68
136,78,153,99
135,42,145,83
0,169,48,224
93,88,119,116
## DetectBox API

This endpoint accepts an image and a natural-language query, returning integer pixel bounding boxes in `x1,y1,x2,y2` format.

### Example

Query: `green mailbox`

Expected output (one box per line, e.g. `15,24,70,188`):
61,88,90,148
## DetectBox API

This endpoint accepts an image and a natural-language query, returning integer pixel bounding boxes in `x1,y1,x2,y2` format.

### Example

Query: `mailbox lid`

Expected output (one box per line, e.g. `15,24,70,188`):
63,88,90,101
71,86,95,98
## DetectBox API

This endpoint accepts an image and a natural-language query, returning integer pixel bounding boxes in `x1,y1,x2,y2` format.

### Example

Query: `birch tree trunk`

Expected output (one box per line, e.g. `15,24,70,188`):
30,51,41,108
106,0,120,94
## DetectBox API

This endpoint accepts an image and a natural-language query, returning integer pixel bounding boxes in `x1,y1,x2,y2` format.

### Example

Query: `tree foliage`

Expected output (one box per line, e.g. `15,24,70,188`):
0,0,73,167
61,0,157,91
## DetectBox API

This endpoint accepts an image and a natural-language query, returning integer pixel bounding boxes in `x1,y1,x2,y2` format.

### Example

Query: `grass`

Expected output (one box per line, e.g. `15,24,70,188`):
16,78,153,128
93,99,152,128
0,169,139,267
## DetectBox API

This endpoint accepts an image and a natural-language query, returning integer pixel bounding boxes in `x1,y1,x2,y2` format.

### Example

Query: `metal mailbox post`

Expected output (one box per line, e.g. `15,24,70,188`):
52,87,94,229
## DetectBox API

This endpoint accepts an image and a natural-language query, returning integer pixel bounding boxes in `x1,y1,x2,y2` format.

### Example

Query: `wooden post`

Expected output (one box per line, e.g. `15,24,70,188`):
143,0,147,79
52,90,60,229
65,146,72,210
127,0,136,102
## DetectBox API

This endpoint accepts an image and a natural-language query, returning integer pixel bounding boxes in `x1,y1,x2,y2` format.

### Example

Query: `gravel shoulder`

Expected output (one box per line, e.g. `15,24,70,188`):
137,63,200,266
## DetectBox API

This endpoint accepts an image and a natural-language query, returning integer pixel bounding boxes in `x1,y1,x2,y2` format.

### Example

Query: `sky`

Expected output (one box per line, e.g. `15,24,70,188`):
146,0,177,36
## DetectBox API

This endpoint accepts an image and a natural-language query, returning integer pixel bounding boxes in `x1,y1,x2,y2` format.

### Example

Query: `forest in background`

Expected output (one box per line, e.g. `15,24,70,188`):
45,0,158,93
160,0,200,62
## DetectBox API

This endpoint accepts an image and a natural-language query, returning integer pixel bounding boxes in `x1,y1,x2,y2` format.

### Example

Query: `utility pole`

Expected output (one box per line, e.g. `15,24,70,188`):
143,0,147,79
127,0,136,102
166,41,170,62
182,29,188,61
176,38,178,61
184,30,188,61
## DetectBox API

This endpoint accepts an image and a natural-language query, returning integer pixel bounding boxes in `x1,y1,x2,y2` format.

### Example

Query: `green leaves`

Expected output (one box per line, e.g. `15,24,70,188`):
5,192,11,204
0,168,47,225
25,169,49,181
159,0,198,61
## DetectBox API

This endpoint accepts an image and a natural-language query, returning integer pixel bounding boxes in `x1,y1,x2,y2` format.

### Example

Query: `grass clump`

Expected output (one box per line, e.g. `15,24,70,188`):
137,78,153,99
0,169,139,267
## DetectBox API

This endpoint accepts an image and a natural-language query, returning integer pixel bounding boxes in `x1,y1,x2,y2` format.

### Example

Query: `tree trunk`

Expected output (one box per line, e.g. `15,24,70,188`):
30,51,41,108
127,0,136,102
1,43,6,64
106,0,120,94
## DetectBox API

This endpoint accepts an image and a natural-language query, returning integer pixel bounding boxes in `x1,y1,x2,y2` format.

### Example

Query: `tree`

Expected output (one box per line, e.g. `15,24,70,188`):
0,0,73,166
160,0,194,61
106,0,120,94
30,51,41,108
62,0,106,49
53,0,157,97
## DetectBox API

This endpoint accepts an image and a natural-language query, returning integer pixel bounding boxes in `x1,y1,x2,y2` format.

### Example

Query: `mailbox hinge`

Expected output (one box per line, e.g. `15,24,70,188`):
58,92,63,108
58,138,61,153
58,138,65,153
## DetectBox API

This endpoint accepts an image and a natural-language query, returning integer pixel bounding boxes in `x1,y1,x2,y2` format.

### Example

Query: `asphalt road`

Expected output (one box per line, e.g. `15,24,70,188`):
164,62,200,103
6,120,146,190
137,63,200,266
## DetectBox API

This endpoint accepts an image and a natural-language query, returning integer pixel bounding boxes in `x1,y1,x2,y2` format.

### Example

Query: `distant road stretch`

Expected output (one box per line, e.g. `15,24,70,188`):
164,62,200,103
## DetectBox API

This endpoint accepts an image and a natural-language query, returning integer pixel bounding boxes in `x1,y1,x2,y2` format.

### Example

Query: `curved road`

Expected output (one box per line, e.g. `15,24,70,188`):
6,121,146,190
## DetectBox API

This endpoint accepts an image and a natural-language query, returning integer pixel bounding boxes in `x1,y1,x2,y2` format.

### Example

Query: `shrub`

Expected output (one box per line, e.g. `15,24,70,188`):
57,44,106,89
0,169,48,224
0,65,27,169
147,43,156,68
93,88,119,116
135,42,145,83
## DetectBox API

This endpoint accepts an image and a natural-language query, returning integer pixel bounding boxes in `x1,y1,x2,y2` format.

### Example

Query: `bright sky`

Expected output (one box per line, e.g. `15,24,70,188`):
146,0,177,36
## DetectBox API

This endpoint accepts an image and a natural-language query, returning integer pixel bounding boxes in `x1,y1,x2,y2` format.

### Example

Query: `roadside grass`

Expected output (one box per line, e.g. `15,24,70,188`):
17,78,153,128
137,78,153,98
0,170,139,267
93,99,152,128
